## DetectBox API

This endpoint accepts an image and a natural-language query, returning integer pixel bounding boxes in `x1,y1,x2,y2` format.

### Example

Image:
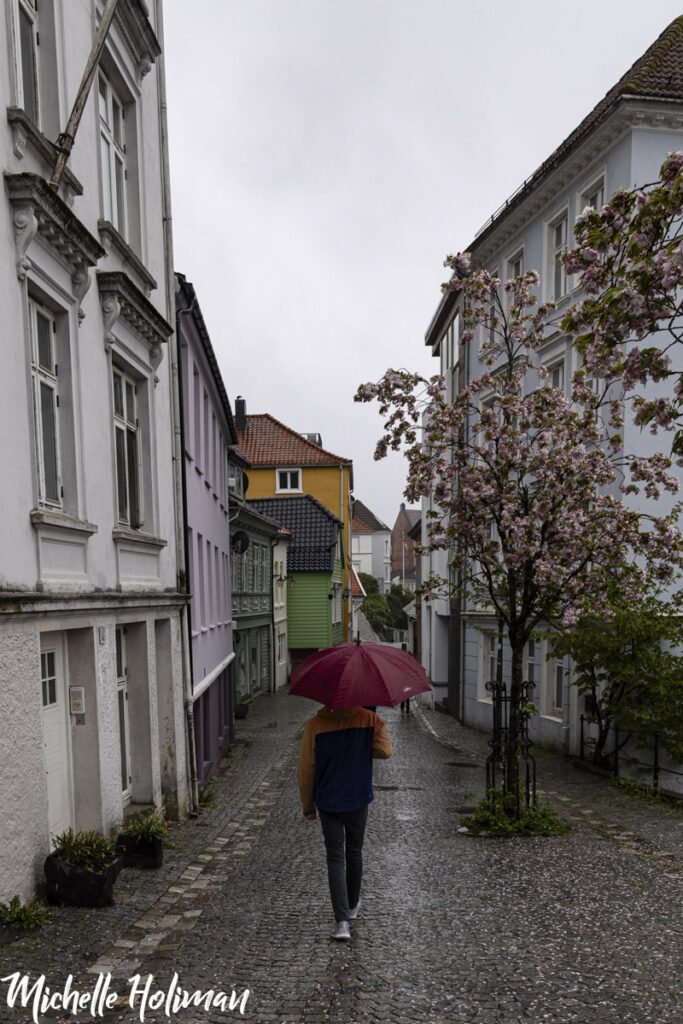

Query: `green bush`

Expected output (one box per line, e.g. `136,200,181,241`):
461,788,570,837
51,828,116,874
0,895,50,930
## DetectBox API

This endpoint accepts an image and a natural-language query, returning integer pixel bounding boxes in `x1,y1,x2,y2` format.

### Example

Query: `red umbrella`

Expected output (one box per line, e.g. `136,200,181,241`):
289,641,431,709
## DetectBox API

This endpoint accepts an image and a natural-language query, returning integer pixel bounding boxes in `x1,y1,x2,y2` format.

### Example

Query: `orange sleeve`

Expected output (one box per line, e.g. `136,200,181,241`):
372,715,393,759
297,720,317,814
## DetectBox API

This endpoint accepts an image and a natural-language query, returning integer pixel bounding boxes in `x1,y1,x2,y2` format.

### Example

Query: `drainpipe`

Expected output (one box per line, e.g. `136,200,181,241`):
339,464,350,639
155,0,198,815
50,0,121,190
175,290,200,813
270,533,278,692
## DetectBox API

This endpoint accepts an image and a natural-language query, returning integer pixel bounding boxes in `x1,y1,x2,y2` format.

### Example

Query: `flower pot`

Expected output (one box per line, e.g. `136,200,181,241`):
44,852,124,908
115,834,163,869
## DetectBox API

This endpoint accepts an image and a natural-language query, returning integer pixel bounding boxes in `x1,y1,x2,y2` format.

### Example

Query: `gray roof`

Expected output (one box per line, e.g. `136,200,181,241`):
403,508,421,529
352,498,389,532
248,495,341,573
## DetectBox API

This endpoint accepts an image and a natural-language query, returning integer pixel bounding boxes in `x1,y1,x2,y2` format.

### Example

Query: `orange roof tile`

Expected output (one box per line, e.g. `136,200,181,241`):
235,413,352,467
352,516,373,534
351,568,365,598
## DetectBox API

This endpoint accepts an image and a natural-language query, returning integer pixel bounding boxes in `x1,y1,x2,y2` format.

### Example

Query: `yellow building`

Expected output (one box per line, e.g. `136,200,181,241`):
234,399,353,641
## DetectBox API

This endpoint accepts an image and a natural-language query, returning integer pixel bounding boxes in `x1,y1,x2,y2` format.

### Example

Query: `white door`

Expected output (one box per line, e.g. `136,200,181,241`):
40,634,73,842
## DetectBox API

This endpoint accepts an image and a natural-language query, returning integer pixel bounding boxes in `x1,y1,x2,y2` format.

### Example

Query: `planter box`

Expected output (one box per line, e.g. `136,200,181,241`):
115,834,163,869
44,853,124,908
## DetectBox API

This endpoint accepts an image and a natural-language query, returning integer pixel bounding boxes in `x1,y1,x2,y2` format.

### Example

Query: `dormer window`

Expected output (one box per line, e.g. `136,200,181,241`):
228,464,244,500
276,468,301,493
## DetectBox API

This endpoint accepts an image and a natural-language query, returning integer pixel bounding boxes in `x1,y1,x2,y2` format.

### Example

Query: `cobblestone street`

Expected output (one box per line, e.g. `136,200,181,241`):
1,690,681,1024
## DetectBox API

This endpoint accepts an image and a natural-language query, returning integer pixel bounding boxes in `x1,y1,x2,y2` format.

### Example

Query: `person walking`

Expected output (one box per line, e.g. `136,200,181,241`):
297,705,393,940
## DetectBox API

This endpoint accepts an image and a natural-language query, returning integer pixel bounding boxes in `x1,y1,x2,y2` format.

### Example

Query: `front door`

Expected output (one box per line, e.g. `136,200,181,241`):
40,633,73,842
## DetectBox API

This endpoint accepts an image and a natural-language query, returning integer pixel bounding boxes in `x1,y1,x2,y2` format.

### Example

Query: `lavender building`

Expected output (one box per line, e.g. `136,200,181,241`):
175,274,235,785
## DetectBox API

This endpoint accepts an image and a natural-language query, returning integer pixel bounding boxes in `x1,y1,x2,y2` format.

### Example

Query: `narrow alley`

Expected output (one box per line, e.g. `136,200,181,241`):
1,690,680,1024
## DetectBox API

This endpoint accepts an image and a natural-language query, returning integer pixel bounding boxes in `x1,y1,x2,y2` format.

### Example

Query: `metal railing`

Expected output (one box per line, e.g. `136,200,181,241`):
579,716,683,790
485,679,537,810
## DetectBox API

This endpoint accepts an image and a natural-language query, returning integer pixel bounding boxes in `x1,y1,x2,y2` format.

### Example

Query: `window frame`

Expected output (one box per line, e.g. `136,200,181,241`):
545,357,565,395
577,169,606,217
331,583,342,625
275,468,302,493
98,70,128,238
112,364,143,529
547,208,569,302
506,246,524,284
29,297,62,508
16,0,40,125
115,626,132,802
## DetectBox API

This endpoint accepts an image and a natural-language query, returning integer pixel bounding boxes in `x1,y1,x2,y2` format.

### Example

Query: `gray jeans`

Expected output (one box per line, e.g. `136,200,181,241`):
318,805,369,922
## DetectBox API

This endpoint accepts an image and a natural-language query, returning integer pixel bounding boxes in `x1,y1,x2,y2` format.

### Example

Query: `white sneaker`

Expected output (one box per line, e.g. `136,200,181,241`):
348,898,361,920
331,920,351,940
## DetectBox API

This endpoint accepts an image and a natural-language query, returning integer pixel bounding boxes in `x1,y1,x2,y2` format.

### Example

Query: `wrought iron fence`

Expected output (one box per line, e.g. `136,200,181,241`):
579,716,683,790
485,679,537,810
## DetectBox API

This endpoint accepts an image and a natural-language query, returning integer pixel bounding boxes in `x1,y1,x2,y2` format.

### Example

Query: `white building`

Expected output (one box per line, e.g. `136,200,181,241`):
421,18,683,774
351,498,391,593
272,528,290,690
0,0,189,900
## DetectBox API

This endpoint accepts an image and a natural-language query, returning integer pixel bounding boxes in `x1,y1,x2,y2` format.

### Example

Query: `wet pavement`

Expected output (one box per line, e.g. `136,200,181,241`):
1,689,681,1024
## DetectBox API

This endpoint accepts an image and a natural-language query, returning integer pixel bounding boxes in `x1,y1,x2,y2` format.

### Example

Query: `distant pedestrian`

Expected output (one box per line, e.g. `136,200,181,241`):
297,705,393,940
400,698,410,714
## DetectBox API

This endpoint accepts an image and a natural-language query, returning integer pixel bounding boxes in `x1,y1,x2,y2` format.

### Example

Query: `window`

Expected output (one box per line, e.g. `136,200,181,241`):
479,630,498,696
18,0,39,124
525,638,537,686
549,214,568,300
29,299,61,507
332,584,342,624
276,468,301,493
98,71,127,237
115,627,131,799
580,175,605,214
552,660,564,714
546,358,565,394
40,650,57,707
228,462,244,500
507,248,524,282
113,367,142,528
193,368,201,468
197,533,205,624
277,631,286,663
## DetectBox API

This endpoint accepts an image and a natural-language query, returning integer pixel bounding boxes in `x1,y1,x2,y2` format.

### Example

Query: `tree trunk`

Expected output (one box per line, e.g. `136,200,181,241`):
506,641,524,804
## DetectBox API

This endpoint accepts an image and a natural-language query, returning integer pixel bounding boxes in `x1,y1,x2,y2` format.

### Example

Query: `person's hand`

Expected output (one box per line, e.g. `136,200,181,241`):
304,811,317,820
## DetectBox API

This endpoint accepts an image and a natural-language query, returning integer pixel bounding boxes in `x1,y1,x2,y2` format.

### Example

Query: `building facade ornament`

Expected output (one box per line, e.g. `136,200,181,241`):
12,204,38,280
101,293,121,352
113,0,162,80
6,110,84,197
97,219,157,295
5,173,104,316
96,270,172,380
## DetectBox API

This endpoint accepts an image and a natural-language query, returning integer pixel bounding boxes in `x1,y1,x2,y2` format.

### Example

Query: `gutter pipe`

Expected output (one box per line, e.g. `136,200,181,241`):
154,0,198,816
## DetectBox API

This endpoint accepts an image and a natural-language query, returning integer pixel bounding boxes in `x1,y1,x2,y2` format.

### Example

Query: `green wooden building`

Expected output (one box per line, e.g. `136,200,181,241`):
248,495,345,667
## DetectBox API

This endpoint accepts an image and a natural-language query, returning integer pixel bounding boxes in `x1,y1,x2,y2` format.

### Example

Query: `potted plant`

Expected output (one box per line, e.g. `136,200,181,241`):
115,808,169,869
45,829,123,908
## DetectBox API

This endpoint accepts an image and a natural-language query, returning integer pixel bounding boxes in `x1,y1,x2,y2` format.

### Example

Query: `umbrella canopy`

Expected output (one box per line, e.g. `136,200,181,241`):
289,641,431,709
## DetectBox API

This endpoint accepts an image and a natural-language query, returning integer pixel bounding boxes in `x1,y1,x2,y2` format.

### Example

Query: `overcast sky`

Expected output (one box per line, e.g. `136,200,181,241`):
162,0,683,528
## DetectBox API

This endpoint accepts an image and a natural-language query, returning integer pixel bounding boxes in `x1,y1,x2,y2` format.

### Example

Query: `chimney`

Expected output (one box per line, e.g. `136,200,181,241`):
235,396,247,432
